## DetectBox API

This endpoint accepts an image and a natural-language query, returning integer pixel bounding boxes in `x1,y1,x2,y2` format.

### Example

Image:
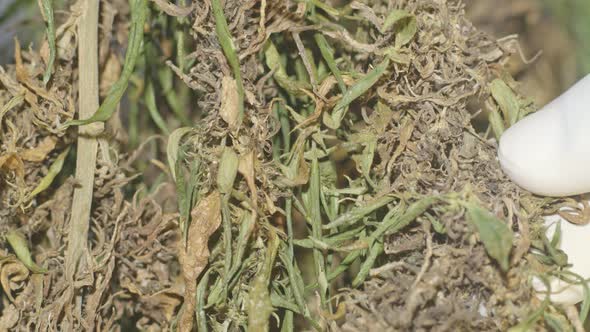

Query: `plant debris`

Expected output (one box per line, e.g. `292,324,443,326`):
0,0,586,330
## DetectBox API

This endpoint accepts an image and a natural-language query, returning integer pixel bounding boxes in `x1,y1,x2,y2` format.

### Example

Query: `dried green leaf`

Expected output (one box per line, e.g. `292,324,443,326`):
279,247,309,318
247,228,279,332
383,10,417,48
39,0,56,85
264,41,310,96
551,221,562,248
211,0,244,121
302,147,328,306
278,144,309,187
357,133,377,187
374,197,434,241
352,238,383,287
196,268,212,331
466,203,513,271
166,127,192,182
326,59,389,129
314,33,346,93
65,0,147,127
216,147,239,194
324,195,394,229
490,79,520,126
145,81,170,134
488,107,505,140
26,147,70,200
271,291,300,314
382,47,411,64
6,231,46,273
542,229,568,267
229,210,255,281
543,312,571,332
0,94,24,125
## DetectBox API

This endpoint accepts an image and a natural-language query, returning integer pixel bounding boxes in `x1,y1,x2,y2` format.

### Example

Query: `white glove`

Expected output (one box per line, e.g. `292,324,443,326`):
498,74,590,305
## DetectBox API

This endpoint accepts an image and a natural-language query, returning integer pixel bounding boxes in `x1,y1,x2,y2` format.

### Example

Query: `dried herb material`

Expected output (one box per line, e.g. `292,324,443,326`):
0,0,583,330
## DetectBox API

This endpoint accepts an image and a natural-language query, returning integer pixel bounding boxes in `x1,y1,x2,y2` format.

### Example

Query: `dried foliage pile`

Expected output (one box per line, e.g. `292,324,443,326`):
0,0,586,331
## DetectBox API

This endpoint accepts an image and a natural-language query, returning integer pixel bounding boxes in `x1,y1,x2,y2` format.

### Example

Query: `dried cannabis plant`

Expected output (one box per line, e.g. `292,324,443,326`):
0,0,586,331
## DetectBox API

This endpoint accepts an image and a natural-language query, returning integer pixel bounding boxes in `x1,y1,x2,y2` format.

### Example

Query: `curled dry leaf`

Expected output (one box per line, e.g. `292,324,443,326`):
178,190,222,331
0,259,29,303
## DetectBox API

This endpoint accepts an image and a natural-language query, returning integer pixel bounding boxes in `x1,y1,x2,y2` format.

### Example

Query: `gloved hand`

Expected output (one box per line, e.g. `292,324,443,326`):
498,74,590,305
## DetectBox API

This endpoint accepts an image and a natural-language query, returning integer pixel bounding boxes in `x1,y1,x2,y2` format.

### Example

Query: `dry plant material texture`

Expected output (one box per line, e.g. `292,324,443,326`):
0,0,584,331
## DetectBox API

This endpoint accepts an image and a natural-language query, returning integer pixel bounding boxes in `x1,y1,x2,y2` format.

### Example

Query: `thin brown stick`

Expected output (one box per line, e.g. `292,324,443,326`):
65,0,102,282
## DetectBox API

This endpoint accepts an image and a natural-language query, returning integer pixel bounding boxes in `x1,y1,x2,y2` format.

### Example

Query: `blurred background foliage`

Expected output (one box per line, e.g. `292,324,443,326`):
542,0,590,75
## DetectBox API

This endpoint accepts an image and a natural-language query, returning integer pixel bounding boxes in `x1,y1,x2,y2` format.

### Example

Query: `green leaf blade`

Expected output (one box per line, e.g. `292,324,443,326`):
466,203,514,271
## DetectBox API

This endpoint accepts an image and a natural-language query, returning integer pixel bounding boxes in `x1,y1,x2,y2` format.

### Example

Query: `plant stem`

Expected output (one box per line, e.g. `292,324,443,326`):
65,0,100,283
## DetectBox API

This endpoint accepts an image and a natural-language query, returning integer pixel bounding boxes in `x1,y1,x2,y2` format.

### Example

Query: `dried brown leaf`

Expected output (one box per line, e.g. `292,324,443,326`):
220,76,240,128
20,136,57,162
178,191,222,331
